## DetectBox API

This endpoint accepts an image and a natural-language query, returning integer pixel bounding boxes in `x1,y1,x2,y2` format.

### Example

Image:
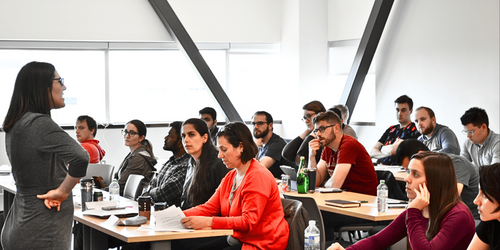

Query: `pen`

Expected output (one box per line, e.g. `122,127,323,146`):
354,200,368,203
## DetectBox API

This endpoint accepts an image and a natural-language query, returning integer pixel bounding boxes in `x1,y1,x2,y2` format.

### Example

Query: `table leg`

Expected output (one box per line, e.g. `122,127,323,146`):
82,224,108,250
151,240,171,250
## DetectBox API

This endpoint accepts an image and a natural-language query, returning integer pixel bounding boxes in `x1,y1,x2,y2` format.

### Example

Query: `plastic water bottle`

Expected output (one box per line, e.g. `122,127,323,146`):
377,180,388,212
109,179,120,203
304,220,320,250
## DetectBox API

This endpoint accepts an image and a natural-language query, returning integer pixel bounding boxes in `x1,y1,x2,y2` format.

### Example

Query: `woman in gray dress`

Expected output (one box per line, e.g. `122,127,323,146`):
1,61,89,250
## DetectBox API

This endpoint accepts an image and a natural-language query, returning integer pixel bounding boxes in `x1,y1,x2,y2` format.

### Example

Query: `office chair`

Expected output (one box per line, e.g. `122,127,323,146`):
375,170,408,201
281,198,308,250
283,194,326,250
81,163,115,187
123,174,144,200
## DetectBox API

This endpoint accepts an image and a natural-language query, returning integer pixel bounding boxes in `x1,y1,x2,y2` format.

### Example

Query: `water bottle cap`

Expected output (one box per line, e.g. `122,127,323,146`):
309,220,316,225
380,180,385,184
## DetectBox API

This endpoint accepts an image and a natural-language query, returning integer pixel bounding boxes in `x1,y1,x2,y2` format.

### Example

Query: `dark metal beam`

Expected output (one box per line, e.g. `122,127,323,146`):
148,0,243,122
339,0,394,124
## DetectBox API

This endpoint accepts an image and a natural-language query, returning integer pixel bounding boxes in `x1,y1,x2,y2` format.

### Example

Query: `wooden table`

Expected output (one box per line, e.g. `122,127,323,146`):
284,190,406,221
0,175,232,250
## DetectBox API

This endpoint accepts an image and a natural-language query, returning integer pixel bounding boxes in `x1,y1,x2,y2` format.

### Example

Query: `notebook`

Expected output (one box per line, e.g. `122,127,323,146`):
325,199,361,208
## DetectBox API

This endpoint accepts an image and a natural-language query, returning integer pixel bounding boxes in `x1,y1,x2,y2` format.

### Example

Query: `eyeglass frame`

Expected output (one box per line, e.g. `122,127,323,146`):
313,124,335,134
462,127,479,136
52,77,64,86
251,121,268,127
301,112,318,122
121,129,139,137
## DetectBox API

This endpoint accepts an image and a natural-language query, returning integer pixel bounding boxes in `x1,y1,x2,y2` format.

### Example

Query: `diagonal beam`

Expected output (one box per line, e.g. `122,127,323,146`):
148,0,243,122
339,0,394,124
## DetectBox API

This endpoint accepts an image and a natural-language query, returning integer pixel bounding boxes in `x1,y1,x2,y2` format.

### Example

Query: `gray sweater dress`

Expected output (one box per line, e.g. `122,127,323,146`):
1,112,89,250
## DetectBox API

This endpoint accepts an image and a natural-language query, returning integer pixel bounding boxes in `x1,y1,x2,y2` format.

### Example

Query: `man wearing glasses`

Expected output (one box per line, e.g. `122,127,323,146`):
460,107,500,169
252,111,293,178
308,111,378,241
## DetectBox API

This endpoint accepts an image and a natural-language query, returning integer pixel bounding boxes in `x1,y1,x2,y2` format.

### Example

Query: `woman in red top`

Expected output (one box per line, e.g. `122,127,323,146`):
181,122,289,250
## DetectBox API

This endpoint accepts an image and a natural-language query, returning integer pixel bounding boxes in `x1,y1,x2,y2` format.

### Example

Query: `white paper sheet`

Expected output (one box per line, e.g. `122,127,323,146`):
150,205,194,232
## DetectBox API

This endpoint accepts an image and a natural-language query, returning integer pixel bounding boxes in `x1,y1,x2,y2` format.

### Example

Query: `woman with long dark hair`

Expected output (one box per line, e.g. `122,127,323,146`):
180,118,229,209
181,122,289,250
467,163,500,249
328,151,475,250
282,100,326,167
114,119,157,199
1,62,89,249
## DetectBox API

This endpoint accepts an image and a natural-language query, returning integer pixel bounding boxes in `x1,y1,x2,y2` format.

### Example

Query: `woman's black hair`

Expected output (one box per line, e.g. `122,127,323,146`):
182,118,219,206
126,119,155,158
3,61,56,132
217,122,258,164
479,163,500,213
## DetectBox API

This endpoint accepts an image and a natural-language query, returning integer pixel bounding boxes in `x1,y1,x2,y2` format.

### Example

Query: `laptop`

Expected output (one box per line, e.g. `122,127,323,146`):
280,166,298,191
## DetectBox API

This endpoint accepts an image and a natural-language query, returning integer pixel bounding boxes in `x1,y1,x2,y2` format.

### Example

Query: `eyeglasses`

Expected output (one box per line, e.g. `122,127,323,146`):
52,78,64,86
462,127,478,136
313,125,335,134
121,129,139,137
301,113,316,122
251,121,268,127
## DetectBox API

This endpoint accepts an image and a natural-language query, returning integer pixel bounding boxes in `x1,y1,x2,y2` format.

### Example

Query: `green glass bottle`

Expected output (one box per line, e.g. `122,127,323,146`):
297,156,309,194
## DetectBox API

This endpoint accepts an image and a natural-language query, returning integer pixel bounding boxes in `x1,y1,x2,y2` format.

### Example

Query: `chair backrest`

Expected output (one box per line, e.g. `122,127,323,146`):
123,174,144,200
81,164,115,187
376,170,408,201
283,194,326,250
282,198,309,250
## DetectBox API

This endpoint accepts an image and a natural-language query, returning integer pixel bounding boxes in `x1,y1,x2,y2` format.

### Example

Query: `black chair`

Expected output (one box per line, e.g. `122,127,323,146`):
282,198,309,250
283,195,326,250
375,170,408,201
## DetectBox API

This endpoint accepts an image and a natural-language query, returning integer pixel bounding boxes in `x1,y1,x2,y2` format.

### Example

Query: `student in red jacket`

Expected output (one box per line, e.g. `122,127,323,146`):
181,122,289,250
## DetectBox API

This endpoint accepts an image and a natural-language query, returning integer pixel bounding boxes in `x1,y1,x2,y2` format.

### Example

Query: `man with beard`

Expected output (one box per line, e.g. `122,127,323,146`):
308,111,377,194
199,107,219,146
308,111,378,241
415,106,460,154
142,121,192,206
252,111,292,178
370,95,421,165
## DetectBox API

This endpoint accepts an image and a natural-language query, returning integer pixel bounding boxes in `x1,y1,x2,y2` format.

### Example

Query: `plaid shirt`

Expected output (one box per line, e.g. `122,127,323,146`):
148,153,192,206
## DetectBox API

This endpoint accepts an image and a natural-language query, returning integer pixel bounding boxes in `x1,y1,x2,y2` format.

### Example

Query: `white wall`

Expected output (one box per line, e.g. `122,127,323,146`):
0,0,498,165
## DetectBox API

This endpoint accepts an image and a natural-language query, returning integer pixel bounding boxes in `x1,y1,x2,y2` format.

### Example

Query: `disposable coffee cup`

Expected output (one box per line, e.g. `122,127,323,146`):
138,195,152,220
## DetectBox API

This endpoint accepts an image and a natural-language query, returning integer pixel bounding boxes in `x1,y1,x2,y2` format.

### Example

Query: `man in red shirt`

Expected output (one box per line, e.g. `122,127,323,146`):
309,111,377,195
309,111,379,241
76,115,105,163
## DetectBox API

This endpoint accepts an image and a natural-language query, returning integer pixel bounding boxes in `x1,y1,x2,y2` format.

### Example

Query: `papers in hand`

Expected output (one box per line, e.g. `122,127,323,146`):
325,199,361,208
150,205,194,232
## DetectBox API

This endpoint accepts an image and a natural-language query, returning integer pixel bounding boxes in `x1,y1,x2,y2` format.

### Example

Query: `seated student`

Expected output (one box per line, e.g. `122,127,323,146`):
328,152,476,250
467,163,500,250
415,106,460,154
181,122,289,250
395,139,480,221
308,111,378,241
142,121,191,207
282,100,326,167
115,119,157,199
199,107,219,146
370,95,421,165
460,107,500,169
179,118,229,210
75,115,106,163
332,104,358,139
252,111,294,178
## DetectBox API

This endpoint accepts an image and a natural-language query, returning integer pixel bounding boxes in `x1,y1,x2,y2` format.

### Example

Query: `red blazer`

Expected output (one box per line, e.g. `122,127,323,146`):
184,159,289,250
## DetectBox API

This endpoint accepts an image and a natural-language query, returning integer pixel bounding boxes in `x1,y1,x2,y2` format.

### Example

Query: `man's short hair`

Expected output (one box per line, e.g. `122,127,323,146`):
327,107,343,122
460,107,489,128
302,100,326,113
199,107,217,121
416,106,435,119
312,111,341,126
333,104,350,121
170,121,183,140
253,111,273,124
77,115,97,137
394,139,430,165
394,95,414,110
